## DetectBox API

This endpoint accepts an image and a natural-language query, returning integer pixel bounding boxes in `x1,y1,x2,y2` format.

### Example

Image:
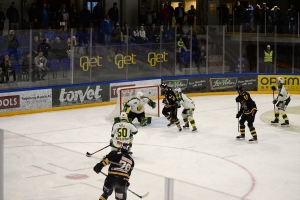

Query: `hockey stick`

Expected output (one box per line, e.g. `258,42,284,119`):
272,90,275,114
237,102,240,132
86,145,110,157
100,172,149,199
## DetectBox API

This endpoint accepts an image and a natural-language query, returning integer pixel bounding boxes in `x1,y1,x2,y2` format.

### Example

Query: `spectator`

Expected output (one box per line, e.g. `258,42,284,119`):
34,51,49,81
147,23,160,43
93,1,104,31
198,45,206,68
174,3,185,26
145,8,153,26
22,53,36,82
101,14,113,45
254,4,261,31
161,4,171,30
271,6,281,33
177,37,188,52
217,1,229,31
263,45,273,73
37,38,51,58
176,47,187,71
183,33,191,51
233,1,244,32
182,21,190,35
50,11,59,29
138,9,146,26
51,37,66,58
122,22,133,43
187,5,196,27
8,35,19,61
28,3,38,27
40,3,50,29
43,26,55,42
0,7,6,36
235,57,246,73
151,6,160,26
66,36,77,56
107,2,119,27
32,36,40,56
31,18,42,30
6,2,19,30
112,23,124,43
260,2,270,33
69,4,79,29
133,28,140,43
167,1,175,28
58,4,69,31
0,58,4,83
244,2,254,32
2,55,16,84
138,26,148,43
287,4,298,34
80,4,91,29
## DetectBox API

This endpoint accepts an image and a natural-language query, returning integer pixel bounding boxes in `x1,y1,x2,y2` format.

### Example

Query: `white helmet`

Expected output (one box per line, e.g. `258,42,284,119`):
137,92,144,99
276,77,284,84
174,88,181,93
120,112,128,120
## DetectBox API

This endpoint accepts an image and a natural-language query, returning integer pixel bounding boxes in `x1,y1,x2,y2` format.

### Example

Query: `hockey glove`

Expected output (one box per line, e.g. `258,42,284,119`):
173,101,181,108
93,163,103,174
162,98,169,105
272,99,277,104
271,86,277,91
235,96,240,102
109,139,113,146
236,112,242,118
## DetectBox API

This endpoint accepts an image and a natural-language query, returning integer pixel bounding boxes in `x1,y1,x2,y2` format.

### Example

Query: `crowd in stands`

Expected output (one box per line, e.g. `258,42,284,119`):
218,1,299,34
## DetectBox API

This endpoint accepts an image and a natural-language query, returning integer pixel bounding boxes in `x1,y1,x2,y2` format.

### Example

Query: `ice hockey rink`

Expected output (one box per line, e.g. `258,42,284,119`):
1,94,300,200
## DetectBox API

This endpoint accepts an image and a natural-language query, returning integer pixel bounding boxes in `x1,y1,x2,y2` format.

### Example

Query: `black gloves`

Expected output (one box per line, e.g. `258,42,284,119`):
271,86,277,91
236,112,242,118
235,97,240,102
272,99,277,104
162,98,169,105
93,163,102,174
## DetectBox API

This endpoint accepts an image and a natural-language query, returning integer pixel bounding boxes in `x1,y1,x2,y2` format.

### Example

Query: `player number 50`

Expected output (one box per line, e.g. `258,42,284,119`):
117,128,128,137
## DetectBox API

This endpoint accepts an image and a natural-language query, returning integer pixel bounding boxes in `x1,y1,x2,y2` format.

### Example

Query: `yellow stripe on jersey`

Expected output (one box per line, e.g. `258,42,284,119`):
243,108,257,115
102,158,109,166
108,171,130,179
244,95,248,100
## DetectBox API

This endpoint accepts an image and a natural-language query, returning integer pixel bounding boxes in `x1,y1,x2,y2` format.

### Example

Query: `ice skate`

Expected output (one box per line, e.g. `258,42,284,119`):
183,123,189,128
249,138,258,143
177,126,182,132
271,118,279,125
192,126,197,132
236,135,245,140
167,119,176,128
281,120,289,126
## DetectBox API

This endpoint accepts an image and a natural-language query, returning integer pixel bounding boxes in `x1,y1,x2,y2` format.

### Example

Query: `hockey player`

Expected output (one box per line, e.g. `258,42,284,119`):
235,86,258,142
160,83,182,131
110,112,138,152
123,91,156,126
94,142,134,200
271,77,291,126
174,88,197,132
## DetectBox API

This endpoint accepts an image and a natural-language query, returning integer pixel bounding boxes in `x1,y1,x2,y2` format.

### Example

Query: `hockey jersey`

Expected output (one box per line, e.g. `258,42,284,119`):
177,92,195,109
162,87,178,107
275,84,291,104
111,121,138,148
237,91,257,115
124,97,154,114
100,151,134,179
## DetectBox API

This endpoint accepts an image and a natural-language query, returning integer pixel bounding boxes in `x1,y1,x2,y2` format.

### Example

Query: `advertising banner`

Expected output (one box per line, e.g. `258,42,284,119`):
52,84,110,107
258,75,300,91
161,77,209,93
0,89,52,113
208,76,257,92
110,79,161,101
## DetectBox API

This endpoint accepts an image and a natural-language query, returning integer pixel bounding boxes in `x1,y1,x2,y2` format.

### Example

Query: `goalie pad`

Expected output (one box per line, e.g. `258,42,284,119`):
148,100,156,108
140,117,152,126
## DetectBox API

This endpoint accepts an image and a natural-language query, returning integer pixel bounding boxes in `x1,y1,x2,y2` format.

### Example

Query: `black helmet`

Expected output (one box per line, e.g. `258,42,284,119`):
160,83,168,88
236,86,244,92
121,143,130,154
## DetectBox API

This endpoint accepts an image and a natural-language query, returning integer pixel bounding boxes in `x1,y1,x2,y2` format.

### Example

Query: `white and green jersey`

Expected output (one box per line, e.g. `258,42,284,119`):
111,121,138,148
276,84,290,103
124,97,153,114
177,92,195,109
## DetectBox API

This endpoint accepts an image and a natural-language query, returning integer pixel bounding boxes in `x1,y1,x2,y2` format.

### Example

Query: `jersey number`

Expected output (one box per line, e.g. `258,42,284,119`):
120,160,131,171
117,128,128,137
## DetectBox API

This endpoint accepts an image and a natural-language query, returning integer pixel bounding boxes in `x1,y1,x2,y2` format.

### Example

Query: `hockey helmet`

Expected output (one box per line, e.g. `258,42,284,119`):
236,86,244,92
174,88,181,93
160,83,168,88
276,77,284,84
120,112,128,120
137,92,144,99
121,143,130,154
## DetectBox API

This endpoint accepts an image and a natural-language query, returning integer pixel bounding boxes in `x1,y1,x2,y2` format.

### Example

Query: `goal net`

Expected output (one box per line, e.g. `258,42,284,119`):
106,85,160,121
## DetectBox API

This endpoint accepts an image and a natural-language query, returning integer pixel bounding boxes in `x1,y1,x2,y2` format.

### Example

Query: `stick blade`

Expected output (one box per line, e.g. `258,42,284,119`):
86,152,91,157
141,192,149,198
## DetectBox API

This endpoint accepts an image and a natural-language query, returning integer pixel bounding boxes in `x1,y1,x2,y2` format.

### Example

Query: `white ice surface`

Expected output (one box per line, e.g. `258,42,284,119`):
1,94,300,200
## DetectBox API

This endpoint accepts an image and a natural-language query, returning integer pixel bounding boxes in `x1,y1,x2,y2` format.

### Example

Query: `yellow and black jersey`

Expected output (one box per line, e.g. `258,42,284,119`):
236,91,257,115
163,87,178,107
100,151,134,179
